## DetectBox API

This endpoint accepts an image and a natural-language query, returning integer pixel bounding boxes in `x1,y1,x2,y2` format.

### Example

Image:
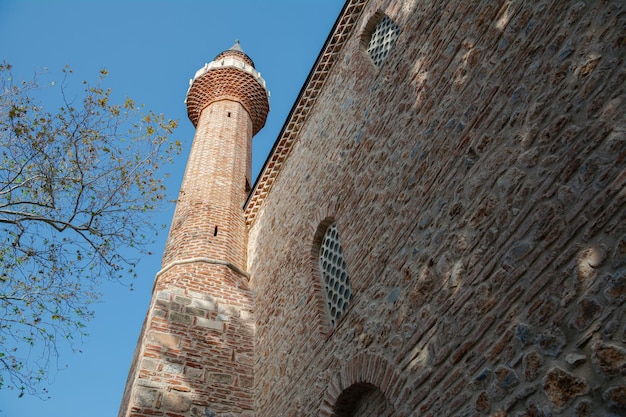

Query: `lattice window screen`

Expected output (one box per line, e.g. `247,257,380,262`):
366,15,401,67
319,223,352,326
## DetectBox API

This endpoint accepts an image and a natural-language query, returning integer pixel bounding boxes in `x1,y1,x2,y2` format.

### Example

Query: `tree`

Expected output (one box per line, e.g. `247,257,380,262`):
0,63,180,397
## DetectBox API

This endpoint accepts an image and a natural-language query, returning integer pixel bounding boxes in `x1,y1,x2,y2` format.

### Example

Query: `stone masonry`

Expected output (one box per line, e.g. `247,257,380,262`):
121,1,625,416
247,0,625,416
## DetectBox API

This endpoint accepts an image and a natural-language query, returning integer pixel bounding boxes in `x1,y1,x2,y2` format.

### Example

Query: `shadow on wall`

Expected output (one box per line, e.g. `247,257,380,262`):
313,0,625,415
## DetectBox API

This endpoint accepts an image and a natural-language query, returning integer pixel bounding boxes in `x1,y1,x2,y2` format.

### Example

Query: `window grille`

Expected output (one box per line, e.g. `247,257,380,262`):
366,15,401,67
319,223,352,326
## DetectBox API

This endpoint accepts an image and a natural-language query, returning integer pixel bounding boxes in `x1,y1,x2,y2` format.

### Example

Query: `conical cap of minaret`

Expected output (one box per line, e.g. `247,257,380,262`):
185,40,270,135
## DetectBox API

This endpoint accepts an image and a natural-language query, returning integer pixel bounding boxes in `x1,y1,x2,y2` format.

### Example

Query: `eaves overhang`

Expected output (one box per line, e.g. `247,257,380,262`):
244,0,367,225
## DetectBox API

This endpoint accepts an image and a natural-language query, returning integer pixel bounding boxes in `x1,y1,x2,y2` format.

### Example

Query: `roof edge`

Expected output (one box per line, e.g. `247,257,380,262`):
244,0,367,224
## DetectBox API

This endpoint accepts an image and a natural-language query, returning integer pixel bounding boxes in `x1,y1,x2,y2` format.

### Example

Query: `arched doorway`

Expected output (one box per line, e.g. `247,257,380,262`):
333,382,395,416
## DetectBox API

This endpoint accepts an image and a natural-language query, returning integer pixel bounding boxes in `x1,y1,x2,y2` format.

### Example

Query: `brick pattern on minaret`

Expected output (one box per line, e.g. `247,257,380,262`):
119,42,269,417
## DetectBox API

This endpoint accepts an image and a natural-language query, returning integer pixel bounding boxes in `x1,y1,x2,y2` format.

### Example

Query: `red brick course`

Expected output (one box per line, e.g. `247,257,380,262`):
186,67,269,136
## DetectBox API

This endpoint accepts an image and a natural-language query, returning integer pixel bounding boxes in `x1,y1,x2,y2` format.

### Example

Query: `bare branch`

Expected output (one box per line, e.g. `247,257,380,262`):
0,63,180,397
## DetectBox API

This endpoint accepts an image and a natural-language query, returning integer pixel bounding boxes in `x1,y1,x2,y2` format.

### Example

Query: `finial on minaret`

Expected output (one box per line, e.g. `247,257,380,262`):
231,39,243,52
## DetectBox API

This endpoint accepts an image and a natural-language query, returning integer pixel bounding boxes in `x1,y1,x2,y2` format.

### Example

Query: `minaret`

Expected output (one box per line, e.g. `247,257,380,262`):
119,41,269,417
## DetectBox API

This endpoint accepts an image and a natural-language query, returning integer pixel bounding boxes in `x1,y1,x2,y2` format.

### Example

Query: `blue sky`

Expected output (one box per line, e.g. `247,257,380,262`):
0,1,344,415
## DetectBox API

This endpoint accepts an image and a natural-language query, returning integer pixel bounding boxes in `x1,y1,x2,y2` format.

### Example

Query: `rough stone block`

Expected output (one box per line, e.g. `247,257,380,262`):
591,341,626,377
490,365,519,401
163,362,183,375
475,391,490,413
156,291,170,300
141,358,158,372
535,328,566,357
134,386,158,408
174,295,192,305
208,372,234,385
169,312,192,325
602,385,626,409
195,317,222,330
184,306,204,316
522,350,543,382
240,309,252,320
185,365,204,379
191,298,216,311
148,331,180,349
162,392,191,412
543,367,589,410
571,297,602,331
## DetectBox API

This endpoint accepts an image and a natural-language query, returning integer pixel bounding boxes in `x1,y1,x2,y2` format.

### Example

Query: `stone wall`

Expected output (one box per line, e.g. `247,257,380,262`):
248,0,625,415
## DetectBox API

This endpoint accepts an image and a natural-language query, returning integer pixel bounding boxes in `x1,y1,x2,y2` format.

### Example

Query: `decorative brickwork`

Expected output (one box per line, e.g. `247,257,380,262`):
185,47,269,135
245,0,368,223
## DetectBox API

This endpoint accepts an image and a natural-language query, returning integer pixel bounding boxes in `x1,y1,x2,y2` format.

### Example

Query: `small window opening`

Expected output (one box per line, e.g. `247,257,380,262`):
318,222,352,327
214,226,218,236
365,14,401,67
227,112,231,117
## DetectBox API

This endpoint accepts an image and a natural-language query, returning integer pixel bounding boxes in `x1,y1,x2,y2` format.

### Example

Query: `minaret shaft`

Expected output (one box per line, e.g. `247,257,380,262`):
119,42,268,417
163,100,252,269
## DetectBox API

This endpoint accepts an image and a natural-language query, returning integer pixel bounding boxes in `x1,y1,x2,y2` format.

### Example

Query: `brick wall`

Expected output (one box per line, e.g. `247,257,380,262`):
248,0,625,415
120,82,265,414
164,100,253,269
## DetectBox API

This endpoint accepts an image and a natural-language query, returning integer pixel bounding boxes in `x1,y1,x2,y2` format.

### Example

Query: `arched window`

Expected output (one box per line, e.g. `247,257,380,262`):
364,13,401,67
318,222,352,326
